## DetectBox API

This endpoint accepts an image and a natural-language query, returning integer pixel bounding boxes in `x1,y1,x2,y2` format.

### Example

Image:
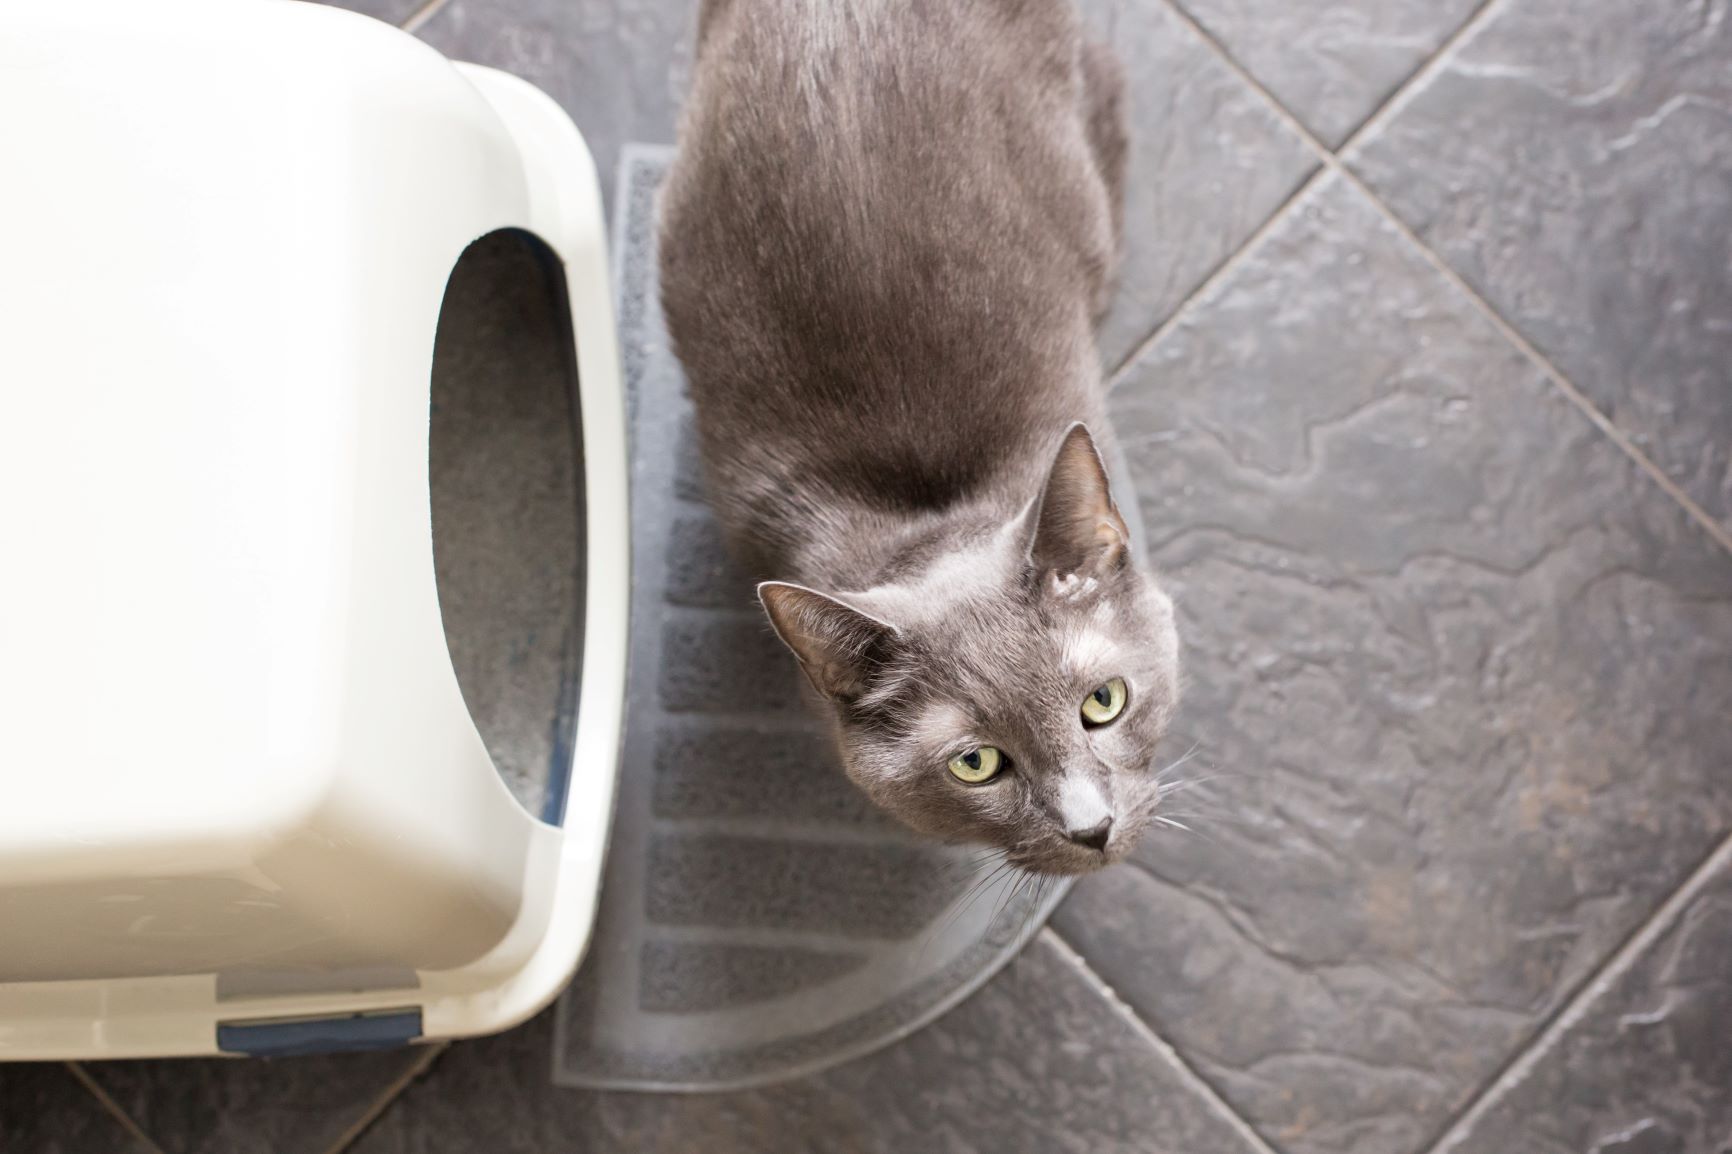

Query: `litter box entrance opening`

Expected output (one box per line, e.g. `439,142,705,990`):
429,228,586,823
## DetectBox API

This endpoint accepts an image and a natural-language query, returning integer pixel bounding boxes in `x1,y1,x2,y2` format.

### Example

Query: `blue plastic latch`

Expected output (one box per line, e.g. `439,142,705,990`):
216,1009,423,1057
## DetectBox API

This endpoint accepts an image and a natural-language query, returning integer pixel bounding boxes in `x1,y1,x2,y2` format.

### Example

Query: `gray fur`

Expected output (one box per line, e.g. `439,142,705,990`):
661,0,1180,875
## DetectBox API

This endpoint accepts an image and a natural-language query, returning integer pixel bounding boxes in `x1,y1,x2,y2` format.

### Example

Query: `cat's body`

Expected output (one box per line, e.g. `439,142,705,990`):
662,0,1180,875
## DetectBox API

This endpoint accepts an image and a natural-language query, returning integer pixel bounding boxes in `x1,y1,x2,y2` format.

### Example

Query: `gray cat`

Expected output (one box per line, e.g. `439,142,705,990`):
660,0,1180,876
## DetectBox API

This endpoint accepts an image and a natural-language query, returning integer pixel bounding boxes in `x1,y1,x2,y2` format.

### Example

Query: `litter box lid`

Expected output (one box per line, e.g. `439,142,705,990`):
0,0,627,1058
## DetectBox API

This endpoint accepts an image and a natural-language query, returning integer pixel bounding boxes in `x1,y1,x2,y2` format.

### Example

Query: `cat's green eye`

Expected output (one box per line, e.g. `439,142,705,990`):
1081,678,1128,726
948,746,1004,784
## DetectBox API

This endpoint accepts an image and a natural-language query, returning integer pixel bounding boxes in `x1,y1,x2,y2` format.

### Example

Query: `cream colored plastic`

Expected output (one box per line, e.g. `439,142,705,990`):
0,0,628,1057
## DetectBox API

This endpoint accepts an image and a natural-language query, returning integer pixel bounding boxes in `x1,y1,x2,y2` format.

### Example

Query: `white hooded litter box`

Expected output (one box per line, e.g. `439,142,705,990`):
0,0,628,1057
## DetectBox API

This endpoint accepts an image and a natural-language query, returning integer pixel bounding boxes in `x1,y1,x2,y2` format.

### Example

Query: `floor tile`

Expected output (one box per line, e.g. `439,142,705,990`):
0,1064,155,1154
83,1047,426,1154
1437,845,1732,1154
1054,173,1732,1154
354,936,1265,1154
1350,0,1732,528
415,0,695,218
1172,0,1482,146
1078,0,1317,371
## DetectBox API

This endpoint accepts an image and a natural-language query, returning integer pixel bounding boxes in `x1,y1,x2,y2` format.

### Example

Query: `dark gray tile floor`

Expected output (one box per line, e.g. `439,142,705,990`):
352,937,1270,1154
6,1,1729,1152
1435,841,1732,1154
1076,0,1318,372
72,1047,436,1154
1171,0,1485,147
1348,0,1732,531
0,1065,155,1154
1054,169,1732,1154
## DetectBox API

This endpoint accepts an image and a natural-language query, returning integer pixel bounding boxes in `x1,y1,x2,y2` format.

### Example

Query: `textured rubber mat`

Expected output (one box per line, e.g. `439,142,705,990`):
554,146,1144,1090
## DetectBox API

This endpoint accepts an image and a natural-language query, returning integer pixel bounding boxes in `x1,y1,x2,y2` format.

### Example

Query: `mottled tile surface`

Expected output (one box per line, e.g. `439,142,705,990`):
0,1065,154,1154
356,936,1267,1154
1053,174,1732,1154
1077,0,1317,370
82,1048,426,1154
1438,847,1732,1154
416,0,695,217
1351,0,1732,528
1173,0,1483,146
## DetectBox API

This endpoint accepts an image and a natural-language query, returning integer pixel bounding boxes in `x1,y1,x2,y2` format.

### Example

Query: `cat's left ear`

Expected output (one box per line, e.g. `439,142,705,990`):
758,581,901,703
1028,423,1130,589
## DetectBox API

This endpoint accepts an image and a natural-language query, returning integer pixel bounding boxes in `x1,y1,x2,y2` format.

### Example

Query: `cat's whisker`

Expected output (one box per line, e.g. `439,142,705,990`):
915,858,1018,970
1156,808,1257,828
1144,808,1244,851
957,860,1035,959
1152,742,1203,785
966,859,1017,908
953,848,1007,878
1014,872,1055,947
999,870,1031,939
926,847,1005,888
943,859,1003,912
1169,741,1203,761
1157,773,1235,798
982,871,1018,931
933,857,1017,941
1004,857,1038,903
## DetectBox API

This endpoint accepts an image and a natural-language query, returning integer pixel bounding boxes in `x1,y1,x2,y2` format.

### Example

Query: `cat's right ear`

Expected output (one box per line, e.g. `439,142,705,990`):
757,582,900,703
1028,423,1130,590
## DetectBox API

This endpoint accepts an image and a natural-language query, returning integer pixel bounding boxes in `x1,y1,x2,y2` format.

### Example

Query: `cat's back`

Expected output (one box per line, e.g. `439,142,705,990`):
661,0,1117,567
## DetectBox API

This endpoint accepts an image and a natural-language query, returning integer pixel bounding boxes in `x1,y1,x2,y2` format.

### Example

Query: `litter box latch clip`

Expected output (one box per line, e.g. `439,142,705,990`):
214,1008,424,1057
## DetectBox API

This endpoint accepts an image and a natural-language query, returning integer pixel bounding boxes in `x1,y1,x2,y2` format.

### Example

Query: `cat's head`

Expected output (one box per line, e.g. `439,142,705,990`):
760,424,1180,875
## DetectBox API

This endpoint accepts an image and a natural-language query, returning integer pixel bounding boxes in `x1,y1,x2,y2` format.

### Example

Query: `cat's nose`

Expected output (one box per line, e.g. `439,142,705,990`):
1068,817,1113,852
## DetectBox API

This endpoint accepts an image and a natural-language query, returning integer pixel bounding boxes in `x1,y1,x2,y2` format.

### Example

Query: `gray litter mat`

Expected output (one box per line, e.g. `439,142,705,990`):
553,144,1147,1091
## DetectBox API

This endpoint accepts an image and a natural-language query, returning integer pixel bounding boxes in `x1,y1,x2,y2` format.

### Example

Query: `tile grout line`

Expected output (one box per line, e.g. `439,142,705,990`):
1155,0,1732,560
1154,3,1732,1144
1134,1,1732,1144
1333,0,1511,157
1160,0,1500,186
1104,163,1326,392
1332,163,1732,558
323,1042,452,1154
64,1062,170,1154
1105,0,1507,392
399,0,451,35
1417,829,1732,1154
1041,928,1285,1154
